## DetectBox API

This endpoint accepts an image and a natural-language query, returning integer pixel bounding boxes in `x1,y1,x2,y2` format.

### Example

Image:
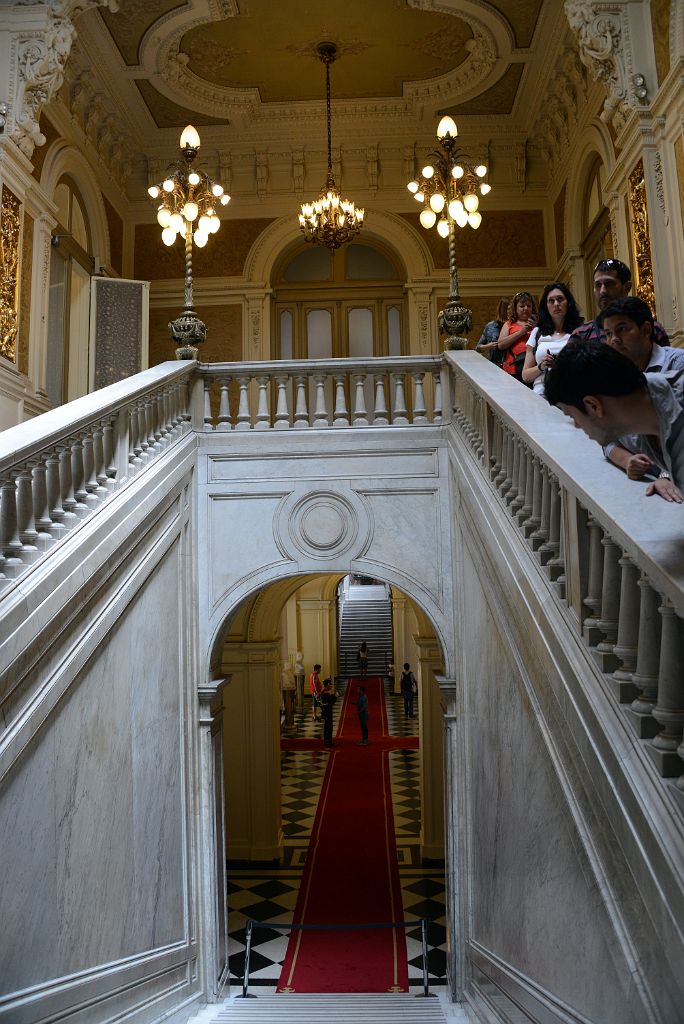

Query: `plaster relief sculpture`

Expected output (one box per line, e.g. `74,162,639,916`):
564,1,628,129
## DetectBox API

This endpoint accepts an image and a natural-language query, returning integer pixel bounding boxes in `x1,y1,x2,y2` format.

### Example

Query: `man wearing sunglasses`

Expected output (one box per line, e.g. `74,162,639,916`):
569,258,670,346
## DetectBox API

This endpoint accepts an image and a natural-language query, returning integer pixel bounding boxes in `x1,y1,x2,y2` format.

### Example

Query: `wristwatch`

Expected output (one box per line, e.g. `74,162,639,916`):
659,470,671,480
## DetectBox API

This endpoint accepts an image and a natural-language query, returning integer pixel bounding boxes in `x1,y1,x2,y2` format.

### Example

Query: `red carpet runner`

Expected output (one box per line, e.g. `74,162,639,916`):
277,677,418,993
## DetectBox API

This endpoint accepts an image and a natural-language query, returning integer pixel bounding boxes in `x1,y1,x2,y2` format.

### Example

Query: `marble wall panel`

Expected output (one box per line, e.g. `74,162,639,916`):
0,540,188,994
209,493,291,610
362,489,442,607
461,542,643,1023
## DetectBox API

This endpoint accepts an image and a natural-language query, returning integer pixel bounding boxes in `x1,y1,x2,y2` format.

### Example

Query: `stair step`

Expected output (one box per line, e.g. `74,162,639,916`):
195,993,447,1023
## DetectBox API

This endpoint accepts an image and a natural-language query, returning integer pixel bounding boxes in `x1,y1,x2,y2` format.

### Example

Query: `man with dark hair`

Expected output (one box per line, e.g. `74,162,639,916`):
319,679,337,748
569,258,669,346
545,340,684,494
597,296,684,500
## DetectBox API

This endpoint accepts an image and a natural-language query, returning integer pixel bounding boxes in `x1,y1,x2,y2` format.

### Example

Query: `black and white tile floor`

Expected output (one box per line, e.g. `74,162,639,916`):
227,681,446,992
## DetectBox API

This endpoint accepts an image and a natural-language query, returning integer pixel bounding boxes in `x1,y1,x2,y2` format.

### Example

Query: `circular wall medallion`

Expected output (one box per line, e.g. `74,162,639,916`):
286,491,359,559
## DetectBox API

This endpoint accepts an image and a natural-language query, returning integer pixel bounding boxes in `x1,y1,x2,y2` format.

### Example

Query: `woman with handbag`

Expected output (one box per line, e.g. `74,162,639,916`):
497,291,538,382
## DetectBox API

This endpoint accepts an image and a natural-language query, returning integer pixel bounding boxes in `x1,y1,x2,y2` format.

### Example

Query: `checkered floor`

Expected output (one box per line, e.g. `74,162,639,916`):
227,681,446,991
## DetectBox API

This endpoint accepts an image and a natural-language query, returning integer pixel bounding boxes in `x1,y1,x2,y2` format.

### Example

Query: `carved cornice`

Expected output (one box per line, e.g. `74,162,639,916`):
8,0,117,158
564,1,651,135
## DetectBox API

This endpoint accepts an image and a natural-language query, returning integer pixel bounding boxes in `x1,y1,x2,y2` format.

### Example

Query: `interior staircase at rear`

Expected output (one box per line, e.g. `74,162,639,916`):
338,583,393,677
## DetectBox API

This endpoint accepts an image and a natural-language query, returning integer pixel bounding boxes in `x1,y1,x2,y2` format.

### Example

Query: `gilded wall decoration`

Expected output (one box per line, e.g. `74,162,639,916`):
18,212,33,375
0,185,21,363
628,160,656,314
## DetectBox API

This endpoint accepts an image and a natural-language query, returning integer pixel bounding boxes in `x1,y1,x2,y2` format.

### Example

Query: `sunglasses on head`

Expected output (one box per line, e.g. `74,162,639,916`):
593,258,630,275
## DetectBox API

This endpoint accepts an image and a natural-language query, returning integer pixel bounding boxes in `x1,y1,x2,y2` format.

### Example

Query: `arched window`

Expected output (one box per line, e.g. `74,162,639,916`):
272,242,406,360
47,176,94,407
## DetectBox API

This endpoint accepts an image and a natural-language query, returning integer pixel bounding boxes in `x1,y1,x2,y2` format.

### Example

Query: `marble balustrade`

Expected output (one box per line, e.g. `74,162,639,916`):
196,356,443,430
0,363,193,592
446,352,684,792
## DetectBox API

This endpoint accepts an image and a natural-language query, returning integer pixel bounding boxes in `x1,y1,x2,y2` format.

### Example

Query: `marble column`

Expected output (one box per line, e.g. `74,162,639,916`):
220,642,282,861
437,675,469,1003
415,637,445,862
197,675,229,1001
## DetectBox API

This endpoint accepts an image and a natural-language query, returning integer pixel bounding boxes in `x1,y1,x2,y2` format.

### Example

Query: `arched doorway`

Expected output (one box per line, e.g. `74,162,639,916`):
208,572,447,997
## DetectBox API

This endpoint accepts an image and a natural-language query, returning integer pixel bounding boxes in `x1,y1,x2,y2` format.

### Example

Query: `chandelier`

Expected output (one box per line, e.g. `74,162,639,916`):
407,116,492,348
146,125,231,357
298,43,364,252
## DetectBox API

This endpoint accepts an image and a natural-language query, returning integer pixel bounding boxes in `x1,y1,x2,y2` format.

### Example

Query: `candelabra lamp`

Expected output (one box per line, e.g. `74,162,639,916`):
298,43,364,252
147,125,231,358
407,116,492,349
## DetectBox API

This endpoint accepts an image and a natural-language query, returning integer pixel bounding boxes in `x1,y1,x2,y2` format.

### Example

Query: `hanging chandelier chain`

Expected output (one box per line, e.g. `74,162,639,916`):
325,55,333,176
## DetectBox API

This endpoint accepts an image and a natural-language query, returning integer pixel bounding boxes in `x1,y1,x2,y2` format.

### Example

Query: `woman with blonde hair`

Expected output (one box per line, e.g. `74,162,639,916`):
497,291,538,382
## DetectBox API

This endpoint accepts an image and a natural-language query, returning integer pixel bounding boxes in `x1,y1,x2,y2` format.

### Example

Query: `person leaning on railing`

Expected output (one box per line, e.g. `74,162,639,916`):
596,296,684,501
476,297,511,367
545,339,684,502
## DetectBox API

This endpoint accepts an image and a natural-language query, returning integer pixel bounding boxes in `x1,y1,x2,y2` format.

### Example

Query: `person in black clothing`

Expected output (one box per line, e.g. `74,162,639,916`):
319,679,337,748
400,663,417,718
352,685,369,744
357,641,369,678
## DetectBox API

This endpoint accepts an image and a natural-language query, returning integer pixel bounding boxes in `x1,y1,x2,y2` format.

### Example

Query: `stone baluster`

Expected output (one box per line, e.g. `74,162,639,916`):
16,465,39,562
474,396,485,460
180,380,192,429
495,429,511,491
58,446,78,527
70,436,90,517
0,473,24,575
81,432,100,508
412,372,427,424
169,383,181,434
129,404,143,471
511,442,527,517
373,375,389,426
255,376,272,430
609,555,640,703
593,537,621,672
236,377,251,430
217,380,232,431
392,373,409,425
32,456,56,546
93,423,109,499
46,450,67,536
520,454,538,534
582,516,605,644
274,376,290,430
432,371,442,424
152,390,163,448
138,400,150,462
649,601,684,777
540,474,560,569
352,374,368,426
204,378,214,430
628,575,661,738
145,396,158,456
489,417,503,482
312,375,329,428
523,456,542,539
530,462,550,552
503,436,519,505
333,375,349,427
294,375,309,428
158,389,170,445
103,417,117,485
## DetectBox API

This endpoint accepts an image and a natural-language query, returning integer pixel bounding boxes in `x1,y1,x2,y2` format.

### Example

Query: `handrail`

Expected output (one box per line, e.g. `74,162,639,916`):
239,917,434,999
0,361,194,594
446,350,684,788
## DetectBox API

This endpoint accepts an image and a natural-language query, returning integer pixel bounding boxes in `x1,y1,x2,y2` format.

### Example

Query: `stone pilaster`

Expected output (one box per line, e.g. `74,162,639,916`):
415,636,444,862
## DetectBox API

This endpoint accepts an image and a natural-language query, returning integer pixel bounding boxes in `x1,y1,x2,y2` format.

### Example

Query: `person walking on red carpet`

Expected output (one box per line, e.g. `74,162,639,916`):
400,663,417,718
352,684,369,744
319,679,337,747
310,664,322,722
357,641,369,678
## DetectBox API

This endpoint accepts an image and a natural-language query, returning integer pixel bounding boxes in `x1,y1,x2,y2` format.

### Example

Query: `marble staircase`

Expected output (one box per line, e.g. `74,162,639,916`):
338,585,393,676
188,994,449,1023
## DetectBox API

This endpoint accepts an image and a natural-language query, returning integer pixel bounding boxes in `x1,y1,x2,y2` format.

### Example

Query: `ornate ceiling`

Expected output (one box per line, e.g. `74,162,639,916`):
62,0,573,203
